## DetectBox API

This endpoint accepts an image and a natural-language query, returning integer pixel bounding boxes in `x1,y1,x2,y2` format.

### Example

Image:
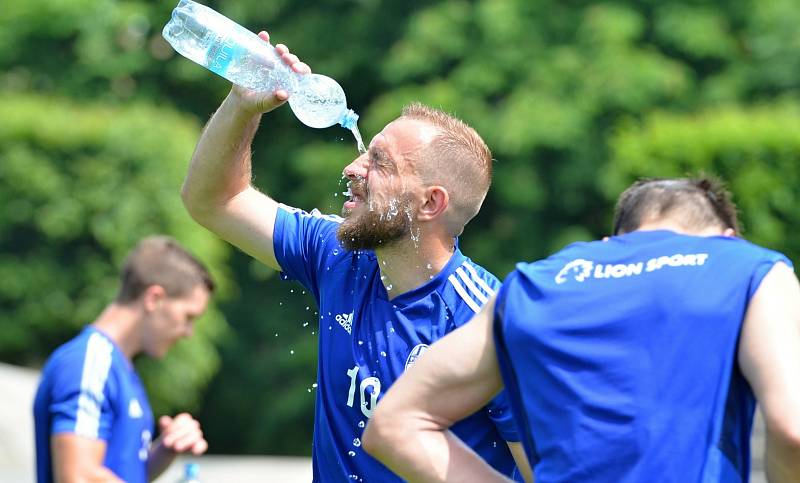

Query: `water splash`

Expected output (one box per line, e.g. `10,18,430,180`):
349,124,367,155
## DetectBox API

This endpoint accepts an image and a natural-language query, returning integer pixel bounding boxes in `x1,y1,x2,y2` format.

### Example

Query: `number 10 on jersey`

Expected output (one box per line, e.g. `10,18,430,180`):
346,365,381,418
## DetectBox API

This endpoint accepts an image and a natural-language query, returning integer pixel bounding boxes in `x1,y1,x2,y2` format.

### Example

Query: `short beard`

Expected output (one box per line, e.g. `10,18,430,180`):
337,194,414,251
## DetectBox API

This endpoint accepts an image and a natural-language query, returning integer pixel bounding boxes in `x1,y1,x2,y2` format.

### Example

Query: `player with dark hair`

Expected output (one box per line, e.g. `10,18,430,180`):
365,177,800,483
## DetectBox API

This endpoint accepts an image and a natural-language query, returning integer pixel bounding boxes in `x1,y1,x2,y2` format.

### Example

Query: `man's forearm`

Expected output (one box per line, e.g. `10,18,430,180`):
146,442,176,482
366,424,511,483
182,92,263,216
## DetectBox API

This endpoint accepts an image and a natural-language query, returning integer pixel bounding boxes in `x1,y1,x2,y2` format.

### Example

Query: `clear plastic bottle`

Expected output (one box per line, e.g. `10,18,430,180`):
162,0,359,132
176,462,201,483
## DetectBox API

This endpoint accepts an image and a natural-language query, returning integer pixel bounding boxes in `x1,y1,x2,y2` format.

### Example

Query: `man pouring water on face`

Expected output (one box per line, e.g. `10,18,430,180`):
174,9,532,482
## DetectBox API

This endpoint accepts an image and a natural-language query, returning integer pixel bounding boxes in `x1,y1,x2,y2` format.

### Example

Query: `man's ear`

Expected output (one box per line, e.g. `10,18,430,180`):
141,285,166,312
723,227,736,237
418,186,449,222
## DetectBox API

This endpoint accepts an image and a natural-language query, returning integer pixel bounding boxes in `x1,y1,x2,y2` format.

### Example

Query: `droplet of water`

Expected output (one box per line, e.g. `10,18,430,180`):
353,438,361,447
274,333,279,337
358,421,365,428
306,306,310,310
303,322,309,327
426,263,432,269
358,340,363,345
333,249,339,255
312,383,318,388
290,349,294,355
348,451,356,457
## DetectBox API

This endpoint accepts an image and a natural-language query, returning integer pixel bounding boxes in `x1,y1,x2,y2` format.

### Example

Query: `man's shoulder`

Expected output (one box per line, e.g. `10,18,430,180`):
43,329,117,384
278,204,343,225
439,255,500,319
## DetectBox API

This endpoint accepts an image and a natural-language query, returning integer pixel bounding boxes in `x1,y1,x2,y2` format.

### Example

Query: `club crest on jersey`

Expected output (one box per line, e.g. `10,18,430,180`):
405,344,429,370
555,259,594,284
128,398,143,419
336,312,353,334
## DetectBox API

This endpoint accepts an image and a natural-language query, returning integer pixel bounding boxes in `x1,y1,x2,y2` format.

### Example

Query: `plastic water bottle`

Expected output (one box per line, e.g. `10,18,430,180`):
162,0,361,136
177,462,201,483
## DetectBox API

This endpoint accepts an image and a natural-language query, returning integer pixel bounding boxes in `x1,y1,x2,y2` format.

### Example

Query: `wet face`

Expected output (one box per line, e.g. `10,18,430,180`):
142,285,210,358
337,119,434,251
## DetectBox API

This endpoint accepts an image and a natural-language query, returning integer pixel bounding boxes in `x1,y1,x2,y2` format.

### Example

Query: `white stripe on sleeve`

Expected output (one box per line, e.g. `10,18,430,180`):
448,274,482,313
74,333,113,439
461,262,496,296
455,266,489,304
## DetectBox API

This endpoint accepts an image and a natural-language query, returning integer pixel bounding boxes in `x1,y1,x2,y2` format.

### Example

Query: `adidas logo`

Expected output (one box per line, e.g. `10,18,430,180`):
335,312,353,334
128,398,143,419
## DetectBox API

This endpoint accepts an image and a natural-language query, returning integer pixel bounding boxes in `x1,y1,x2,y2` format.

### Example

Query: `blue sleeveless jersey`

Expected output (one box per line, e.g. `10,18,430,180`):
33,327,154,483
493,230,791,483
273,205,520,482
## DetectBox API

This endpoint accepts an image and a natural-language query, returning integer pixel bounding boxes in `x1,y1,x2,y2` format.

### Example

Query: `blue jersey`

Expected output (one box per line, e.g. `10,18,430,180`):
273,205,520,482
33,327,154,483
493,230,792,483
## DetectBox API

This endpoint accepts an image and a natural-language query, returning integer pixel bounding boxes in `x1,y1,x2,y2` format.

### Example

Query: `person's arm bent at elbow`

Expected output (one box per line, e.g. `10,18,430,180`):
51,434,124,483
181,32,310,271
364,295,514,483
738,262,800,483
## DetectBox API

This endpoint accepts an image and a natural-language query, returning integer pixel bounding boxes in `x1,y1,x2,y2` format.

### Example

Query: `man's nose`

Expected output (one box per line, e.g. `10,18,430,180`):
343,153,368,180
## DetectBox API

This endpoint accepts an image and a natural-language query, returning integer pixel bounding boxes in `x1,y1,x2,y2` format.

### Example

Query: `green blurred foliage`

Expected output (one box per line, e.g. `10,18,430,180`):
1,0,798,456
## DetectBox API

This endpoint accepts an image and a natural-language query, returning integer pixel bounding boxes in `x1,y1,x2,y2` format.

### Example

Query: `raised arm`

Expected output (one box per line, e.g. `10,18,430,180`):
363,295,514,483
181,32,309,271
738,262,800,483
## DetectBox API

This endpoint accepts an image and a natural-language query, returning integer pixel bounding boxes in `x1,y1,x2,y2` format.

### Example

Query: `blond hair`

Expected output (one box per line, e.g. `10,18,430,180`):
401,103,492,236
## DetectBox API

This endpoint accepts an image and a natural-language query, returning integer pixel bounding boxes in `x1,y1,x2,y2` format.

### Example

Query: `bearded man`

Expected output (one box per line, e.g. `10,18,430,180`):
180,32,531,483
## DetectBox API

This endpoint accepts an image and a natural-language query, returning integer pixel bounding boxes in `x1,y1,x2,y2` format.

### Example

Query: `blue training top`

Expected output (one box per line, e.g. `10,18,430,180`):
33,327,154,483
494,230,791,483
273,204,520,482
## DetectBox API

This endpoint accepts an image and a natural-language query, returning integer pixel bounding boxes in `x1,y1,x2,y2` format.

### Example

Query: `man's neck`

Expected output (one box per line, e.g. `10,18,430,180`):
635,219,732,237
374,235,455,299
91,303,142,360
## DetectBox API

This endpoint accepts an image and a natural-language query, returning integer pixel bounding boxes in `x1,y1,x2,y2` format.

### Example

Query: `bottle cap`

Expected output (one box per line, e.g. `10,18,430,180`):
339,109,359,130
185,462,199,479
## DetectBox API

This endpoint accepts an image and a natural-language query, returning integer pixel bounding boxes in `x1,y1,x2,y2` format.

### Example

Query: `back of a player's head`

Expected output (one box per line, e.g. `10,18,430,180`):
116,235,214,304
612,177,740,236
400,102,492,236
